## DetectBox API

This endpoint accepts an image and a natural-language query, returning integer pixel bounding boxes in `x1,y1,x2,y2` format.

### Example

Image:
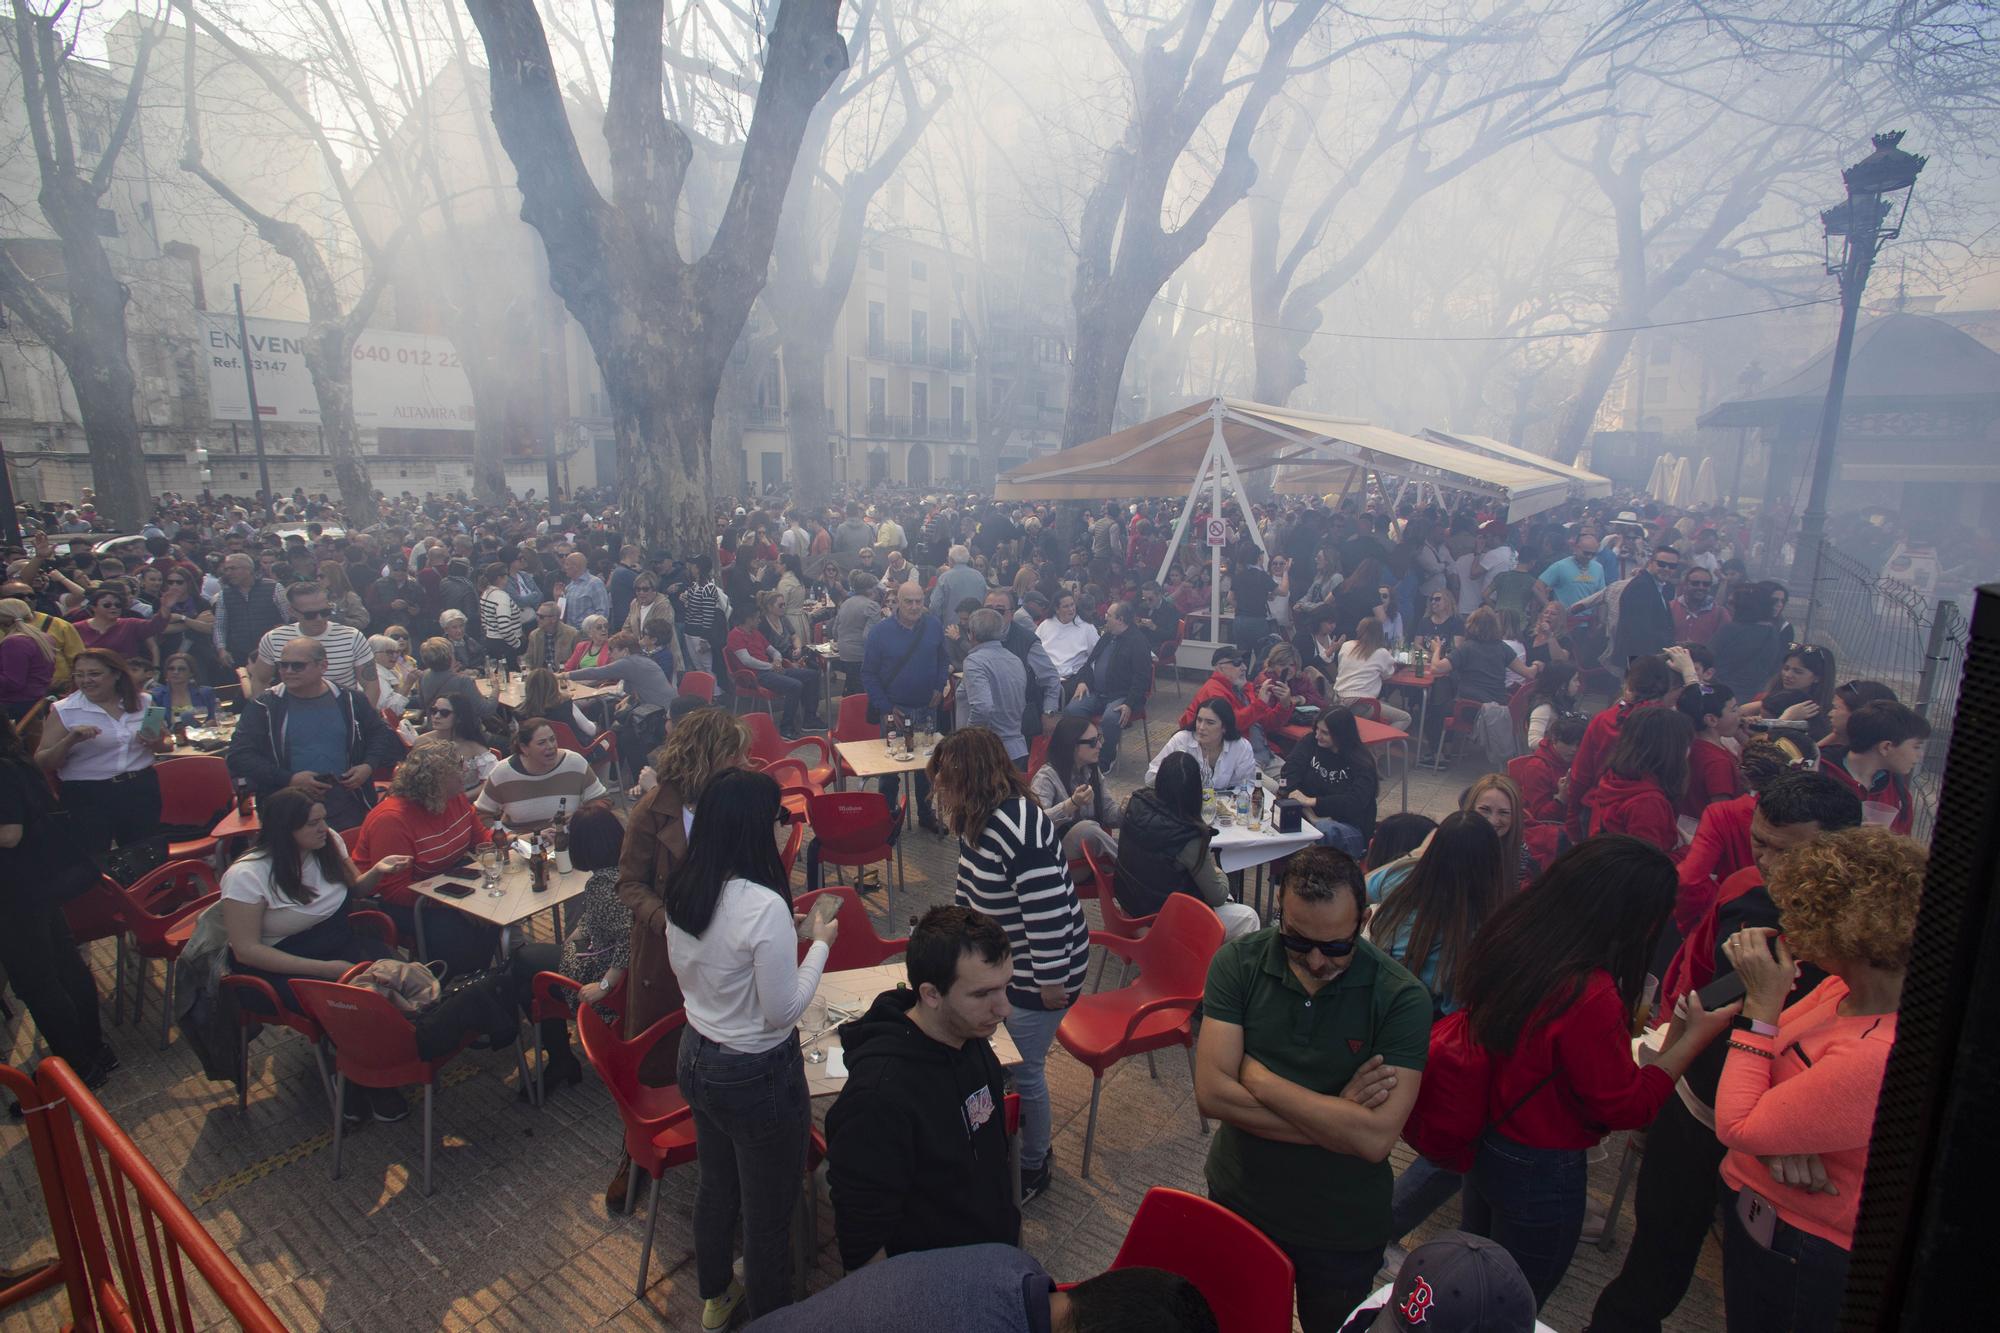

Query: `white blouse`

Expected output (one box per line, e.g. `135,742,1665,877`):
52,693,158,781
1145,730,1260,791
667,877,829,1054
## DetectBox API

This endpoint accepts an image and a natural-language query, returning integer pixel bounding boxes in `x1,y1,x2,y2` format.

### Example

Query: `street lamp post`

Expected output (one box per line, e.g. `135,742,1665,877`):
1789,132,1926,635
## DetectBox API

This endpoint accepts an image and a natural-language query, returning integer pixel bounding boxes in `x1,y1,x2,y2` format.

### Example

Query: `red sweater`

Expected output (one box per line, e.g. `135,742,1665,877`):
1680,737,1743,819
1565,699,1655,842
1661,865,1762,1014
1485,970,1674,1150
1180,672,1287,737
1674,792,1756,933
1717,978,1895,1248
1585,771,1678,853
350,792,482,907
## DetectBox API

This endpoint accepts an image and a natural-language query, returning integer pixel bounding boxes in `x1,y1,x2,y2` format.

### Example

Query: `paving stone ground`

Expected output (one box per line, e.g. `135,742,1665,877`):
1,685,1725,1331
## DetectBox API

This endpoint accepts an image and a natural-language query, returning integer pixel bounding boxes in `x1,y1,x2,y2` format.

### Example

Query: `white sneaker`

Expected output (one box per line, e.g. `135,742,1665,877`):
700,1280,744,1331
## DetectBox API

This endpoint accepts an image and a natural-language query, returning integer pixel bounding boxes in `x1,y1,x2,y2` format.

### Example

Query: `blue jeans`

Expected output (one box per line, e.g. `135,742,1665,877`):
1390,1155,1465,1239
1310,817,1368,859
1002,1002,1065,1172
1063,691,1129,766
1721,1188,1850,1333
677,1030,811,1316
1462,1128,1588,1307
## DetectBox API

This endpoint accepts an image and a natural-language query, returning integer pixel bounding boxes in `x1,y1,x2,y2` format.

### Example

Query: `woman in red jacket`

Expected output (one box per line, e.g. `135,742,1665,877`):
1454,837,1737,1304
1675,682,1744,818
1585,707,1692,854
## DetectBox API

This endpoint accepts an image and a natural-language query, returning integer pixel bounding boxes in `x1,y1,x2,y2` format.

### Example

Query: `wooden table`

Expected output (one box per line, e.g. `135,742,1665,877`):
832,738,934,780
801,961,1022,1098
407,856,591,959
482,674,623,711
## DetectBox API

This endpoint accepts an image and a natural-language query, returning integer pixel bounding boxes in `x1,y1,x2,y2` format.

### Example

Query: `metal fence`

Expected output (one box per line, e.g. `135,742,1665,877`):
1804,539,1965,841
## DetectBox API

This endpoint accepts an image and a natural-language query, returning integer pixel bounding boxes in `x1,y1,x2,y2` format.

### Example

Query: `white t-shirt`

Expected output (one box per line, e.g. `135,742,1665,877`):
666,877,830,1053
1332,646,1396,701
220,832,351,947
1036,617,1100,678
259,623,370,690
52,693,158,781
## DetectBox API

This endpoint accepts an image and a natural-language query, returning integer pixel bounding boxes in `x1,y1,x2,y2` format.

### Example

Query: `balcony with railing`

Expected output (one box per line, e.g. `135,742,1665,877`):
861,339,972,372
862,414,975,441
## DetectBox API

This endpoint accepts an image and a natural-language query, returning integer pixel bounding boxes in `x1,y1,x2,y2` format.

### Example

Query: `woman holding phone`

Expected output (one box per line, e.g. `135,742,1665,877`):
36,647,171,847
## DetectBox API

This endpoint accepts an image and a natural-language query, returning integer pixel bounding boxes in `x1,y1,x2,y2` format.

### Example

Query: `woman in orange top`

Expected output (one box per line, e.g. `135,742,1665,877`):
1713,828,1922,1333
352,739,490,976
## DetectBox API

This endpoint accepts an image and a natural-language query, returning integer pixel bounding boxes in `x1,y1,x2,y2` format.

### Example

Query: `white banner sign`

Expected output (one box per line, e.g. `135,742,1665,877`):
202,313,476,429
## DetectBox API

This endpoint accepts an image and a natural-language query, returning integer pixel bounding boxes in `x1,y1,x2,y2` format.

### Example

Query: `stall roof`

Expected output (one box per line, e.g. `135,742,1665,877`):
1421,428,1614,499
996,398,1574,518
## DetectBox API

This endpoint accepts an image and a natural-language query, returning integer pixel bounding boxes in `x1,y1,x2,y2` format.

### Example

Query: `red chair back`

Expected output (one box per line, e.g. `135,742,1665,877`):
290,975,432,1087
1109,1187,1295,1333
1127,894,1225,1003
1026,733,1050,777
154,754,234,829
63,876,127,945
1347,696,1384,722
678,671,717,702
548,720,584,752
830,692,878,744
780,818,805,884
1082,842,1153,940
792,886,909,970
805,791,897,864
744,711,836,782
116,861,223,959
575,1004,695,1170
1507,676,1538,746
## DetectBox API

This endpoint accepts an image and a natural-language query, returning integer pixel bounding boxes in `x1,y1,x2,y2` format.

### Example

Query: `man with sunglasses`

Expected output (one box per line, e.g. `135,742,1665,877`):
229,637,400,831
251,581,375,695
1195,848,1432,1331
1670,566,1726,646
1610,544,1680,669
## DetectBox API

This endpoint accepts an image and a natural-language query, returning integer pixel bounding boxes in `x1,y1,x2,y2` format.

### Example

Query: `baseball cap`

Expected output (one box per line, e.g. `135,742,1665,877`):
1210,647,1246,668
1386,1232,1536,1332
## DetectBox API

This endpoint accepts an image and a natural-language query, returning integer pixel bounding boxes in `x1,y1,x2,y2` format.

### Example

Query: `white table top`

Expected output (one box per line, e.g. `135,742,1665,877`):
833,738,934,778
408,856,591,928
802,961,1022,1098
483,675,623,710
1210,822,1321,873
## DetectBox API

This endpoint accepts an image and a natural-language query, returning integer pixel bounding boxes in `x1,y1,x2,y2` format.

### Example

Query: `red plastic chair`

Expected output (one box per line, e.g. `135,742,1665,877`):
63,876,131,1023
1081,842,1156,991
1026,733,1050,778
677,670,716,702
827,692,877,781
155,754,233,862
731,668,780,716
576,1003,697,1296
792,886,910,970
805,790,906,902
1346,696,1384,723
220,909,397,1111
1155,617,1186,695
1433,697,1486,767
116,860,224,1049
1506,675,1538,750
518,971,627,1108
1056,894,1225,1177
780,816,805,886
1108,1187,1296,1333
745,710,836,788
291,964,476,1196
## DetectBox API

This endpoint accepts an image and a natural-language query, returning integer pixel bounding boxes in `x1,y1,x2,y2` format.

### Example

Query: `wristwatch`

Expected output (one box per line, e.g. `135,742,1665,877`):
1732,1015,1778,1038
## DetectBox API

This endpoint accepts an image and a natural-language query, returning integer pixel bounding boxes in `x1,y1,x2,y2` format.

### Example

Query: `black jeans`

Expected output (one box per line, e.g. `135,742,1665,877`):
227,910,392,1015
677,1029,811,1317
1261,1230,1384,1333
1721,1188,1850,1332
0,899,103,1063
60,767,162,847
1463,1128,1589,1307
1588,1095,1726,1333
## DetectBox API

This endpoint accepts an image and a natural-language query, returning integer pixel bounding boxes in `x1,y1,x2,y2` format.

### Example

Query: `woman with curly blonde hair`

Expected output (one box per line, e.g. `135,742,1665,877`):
351,737,492,975
926,726,1088,1202
1712,827,1924,1332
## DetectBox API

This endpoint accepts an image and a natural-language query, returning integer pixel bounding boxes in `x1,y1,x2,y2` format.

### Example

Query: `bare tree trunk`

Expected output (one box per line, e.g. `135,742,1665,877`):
0,5,164,527
1064,282,1153,445
1552,324,1638,463
781,332,832,498
466,0,848,553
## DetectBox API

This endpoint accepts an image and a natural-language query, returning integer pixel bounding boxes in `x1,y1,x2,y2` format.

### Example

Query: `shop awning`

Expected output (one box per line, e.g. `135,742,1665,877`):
996,398,1574,519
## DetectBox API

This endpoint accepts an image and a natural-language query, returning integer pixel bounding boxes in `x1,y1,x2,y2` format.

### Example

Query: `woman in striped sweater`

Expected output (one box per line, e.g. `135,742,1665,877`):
928,727,1090,1205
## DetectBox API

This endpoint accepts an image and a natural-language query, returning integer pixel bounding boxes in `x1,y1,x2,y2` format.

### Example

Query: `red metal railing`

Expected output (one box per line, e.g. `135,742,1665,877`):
1,1059,284,1332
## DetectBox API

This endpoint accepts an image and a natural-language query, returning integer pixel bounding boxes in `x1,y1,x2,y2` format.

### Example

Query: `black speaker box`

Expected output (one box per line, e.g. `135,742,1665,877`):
1843,583,2000,1327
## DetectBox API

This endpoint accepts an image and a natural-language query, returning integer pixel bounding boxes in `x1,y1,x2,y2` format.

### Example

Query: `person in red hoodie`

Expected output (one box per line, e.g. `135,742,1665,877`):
1814,699,1931,835
1508,714,1585,866
1672,732,1816,935
1564,653,1686,843
1585,708,1692,854
1452,837,1737,1305
1674,681,1743,818
1179,645,1290,766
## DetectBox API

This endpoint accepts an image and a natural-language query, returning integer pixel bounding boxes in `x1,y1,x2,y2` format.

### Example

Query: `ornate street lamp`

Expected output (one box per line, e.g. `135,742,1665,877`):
1790,131,1926,629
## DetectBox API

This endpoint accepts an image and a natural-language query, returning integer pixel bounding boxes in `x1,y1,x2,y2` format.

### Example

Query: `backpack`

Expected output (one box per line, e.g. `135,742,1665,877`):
1400,1010,1556,1173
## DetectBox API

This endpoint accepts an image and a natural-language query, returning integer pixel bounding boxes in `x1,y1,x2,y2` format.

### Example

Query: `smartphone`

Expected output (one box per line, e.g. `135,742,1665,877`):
431,870,480,885
314,772,337,784
431,880,476,899
1695,971,1747,1011
139,704,168,740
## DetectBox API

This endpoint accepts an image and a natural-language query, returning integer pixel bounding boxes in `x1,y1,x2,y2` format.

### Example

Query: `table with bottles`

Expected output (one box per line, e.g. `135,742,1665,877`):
1203,781,1321,920
1388,649,1441,768
407,831,591,960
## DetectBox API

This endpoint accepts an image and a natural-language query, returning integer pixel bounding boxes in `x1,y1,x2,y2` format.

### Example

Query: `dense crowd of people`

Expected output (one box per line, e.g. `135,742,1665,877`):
0,478,1941,1331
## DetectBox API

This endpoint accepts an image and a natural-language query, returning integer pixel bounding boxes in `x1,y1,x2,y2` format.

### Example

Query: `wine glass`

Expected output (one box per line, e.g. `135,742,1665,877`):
803,996,830,1064
477,845,502,898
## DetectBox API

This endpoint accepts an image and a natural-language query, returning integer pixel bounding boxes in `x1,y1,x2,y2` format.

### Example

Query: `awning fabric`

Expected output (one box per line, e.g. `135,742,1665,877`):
996,398,1575,519
1421,429,1614,500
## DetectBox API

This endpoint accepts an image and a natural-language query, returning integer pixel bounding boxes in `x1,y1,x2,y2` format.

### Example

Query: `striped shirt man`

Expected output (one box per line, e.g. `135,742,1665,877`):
952,797,1089,1006
258,622,369,691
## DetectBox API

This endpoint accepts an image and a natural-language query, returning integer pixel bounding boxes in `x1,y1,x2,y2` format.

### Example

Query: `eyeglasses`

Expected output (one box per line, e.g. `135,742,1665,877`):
1278,926,1362,960
1078,735,1102,747
1652,559,1680,571
276,660,315,673
296,607,330,620
391,633,410,642
431,706,454,717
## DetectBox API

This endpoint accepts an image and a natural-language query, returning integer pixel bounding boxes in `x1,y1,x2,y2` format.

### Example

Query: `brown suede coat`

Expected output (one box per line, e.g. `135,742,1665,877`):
615,782,689,1081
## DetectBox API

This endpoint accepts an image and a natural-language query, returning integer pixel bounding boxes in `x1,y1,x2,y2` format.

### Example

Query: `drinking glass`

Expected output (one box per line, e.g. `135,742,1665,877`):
477,846,502,898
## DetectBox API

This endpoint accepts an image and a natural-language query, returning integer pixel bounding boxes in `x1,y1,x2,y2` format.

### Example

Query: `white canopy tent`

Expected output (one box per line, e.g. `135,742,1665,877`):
996,398,1577,662
1420,428,1614,501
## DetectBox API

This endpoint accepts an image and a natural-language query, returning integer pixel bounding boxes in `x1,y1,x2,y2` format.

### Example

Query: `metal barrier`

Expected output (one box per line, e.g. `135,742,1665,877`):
1803,539,1966,841
0,1058,284,1332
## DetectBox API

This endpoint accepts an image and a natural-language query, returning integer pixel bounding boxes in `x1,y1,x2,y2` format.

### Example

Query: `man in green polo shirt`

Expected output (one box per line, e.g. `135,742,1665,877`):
1194,847,1431,1331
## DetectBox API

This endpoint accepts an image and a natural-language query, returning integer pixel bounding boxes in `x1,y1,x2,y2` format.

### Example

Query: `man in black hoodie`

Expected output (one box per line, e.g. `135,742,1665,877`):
825,906,1019,1271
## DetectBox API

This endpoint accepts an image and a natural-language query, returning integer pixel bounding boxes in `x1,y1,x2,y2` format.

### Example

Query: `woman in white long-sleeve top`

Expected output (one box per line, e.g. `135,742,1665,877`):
666,768,840,1327
1144,695,1260,792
